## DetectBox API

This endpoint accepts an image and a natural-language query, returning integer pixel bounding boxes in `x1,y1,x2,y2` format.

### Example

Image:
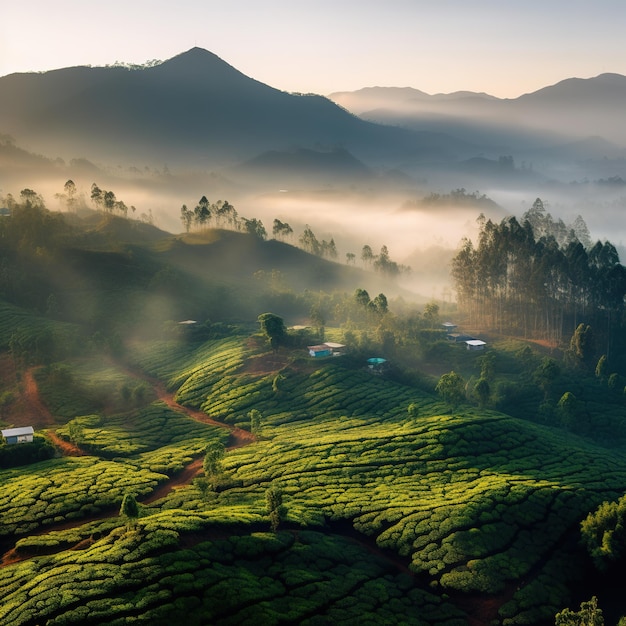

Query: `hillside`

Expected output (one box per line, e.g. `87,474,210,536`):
329,74,626,151
0,48,473,169
1,195,626,623
0,203,422,338
2,322,626,624
326,77,626,204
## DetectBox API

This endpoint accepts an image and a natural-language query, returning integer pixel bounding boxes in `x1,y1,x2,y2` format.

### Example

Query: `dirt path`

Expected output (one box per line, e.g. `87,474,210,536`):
22,367,56,428
0,361,259,569
156,385,256,449
141,458,204,504
45,430,85,457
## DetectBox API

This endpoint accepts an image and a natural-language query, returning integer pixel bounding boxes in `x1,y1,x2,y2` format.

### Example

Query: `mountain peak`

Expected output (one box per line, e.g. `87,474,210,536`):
155,47,239,75
170,47,223,63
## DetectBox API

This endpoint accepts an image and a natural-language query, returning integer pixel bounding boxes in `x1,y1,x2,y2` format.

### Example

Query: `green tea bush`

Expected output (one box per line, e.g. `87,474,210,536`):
0,435,55,468
57,402,226,458
0,457,165,535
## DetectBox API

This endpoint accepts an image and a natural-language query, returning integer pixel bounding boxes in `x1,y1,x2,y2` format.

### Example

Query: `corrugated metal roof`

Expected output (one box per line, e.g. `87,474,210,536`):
2,426,34,437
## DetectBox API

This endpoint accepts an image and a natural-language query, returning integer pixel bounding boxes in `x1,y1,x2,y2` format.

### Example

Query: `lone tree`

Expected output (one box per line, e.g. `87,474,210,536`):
68,419,84,445
474,377,491,408
534,357,561,400
203,441,225,488
120,493,139,529
248,409,262,437
569,323,594,369
580,495,626,572
258,313,286,352
180,204,193,232
265,485,284,532
361,244,374,266
436,371,465,407
555,596,604,626
557,391,579,429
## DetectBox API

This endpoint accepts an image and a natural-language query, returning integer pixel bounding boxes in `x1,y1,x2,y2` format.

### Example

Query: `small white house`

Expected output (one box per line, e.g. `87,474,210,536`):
465,339,487,351
1,426,34,445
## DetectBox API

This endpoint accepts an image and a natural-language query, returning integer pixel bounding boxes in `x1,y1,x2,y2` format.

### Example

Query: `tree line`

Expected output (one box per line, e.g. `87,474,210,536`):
451,201,626,361
180,195,409,277
3,182,409,281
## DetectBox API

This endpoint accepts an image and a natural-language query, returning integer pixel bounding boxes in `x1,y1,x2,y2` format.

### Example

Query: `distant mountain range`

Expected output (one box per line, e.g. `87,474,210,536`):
1,47,625,193
328,74,626,152
0,48,476,170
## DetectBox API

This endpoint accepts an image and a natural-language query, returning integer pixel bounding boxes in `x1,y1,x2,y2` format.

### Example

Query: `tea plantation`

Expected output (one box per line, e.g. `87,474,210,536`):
2,332,626,624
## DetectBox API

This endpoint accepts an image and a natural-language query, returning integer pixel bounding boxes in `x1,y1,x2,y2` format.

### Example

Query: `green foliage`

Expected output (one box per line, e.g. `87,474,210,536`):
0,457,166,536
257,312,286,351
451,211,626,350
479,351,496,381
203,441,225,487
242,217,266,239
557,392,580,430
569,323,595,368
473,377,491,408
0,303,80,364
436,371,465,407
56,404,225,458
555,596,604,625
120,493,139,527
0,529,463,626
265,485,283,532
0,435,55,469
36,361,157,419
581,496,626,571
248,408,262,436
423,301,440,328
534,357,561,398
3,221,626,626
608,372,621,391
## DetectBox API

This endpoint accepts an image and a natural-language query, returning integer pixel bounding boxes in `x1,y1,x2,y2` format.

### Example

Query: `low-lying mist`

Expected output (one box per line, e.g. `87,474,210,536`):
3,153,626,302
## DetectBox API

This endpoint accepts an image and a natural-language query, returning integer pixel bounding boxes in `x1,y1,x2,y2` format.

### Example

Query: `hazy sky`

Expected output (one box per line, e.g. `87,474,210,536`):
2,1,626,97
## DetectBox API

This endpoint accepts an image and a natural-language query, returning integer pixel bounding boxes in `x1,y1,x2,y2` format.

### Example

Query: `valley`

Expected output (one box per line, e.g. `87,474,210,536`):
2,47,626,626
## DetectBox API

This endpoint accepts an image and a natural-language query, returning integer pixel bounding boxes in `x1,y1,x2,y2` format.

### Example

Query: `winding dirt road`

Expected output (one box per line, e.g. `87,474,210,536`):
0,363,259,569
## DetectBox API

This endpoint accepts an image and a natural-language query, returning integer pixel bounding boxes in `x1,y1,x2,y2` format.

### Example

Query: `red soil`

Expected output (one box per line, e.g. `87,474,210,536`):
141,458,204,504
0,357,54,429
0,356,258,570
45,430,85,457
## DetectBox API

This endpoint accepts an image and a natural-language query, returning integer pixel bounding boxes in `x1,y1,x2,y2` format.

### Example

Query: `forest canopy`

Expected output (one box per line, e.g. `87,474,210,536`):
451,203,626,364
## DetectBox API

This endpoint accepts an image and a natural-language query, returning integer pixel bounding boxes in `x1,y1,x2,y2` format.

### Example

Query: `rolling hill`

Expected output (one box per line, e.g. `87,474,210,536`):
1,196,626,624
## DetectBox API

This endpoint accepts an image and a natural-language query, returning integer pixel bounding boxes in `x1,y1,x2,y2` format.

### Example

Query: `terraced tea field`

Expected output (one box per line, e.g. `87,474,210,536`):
2,334,626,624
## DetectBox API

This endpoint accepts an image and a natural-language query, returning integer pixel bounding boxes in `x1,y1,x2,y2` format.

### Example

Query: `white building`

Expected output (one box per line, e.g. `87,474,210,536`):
1,426,35,445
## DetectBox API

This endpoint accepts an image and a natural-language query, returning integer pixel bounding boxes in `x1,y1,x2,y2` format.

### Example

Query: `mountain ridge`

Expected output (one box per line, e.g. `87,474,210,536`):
0,48,476,170
328,72,626,148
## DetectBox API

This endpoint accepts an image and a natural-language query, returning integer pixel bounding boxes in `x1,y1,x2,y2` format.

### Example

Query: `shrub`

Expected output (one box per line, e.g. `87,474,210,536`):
0,435,55,469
